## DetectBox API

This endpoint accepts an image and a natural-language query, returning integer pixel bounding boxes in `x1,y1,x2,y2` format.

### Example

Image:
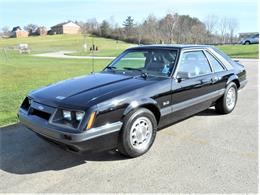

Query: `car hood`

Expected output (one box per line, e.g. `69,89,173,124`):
30,72,156,109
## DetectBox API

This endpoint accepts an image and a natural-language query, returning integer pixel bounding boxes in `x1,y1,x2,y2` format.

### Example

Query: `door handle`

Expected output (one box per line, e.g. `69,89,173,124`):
211,76,219,83
201,79,212,84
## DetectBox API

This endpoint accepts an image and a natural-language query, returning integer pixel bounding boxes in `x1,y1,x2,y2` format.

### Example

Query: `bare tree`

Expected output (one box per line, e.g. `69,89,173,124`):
159,13,178,43
135,24,144,44
204,15,219,43
1,26,11,37
227,18,238,44
86,18,99,33
24,24,38,35
108,16,116,29
218,17,228,44
74,21,89,50
142,14,159,43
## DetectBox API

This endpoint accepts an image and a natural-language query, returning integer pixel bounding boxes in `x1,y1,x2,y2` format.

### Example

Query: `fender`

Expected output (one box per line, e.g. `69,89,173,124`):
226,74,239,87
123,97,160,117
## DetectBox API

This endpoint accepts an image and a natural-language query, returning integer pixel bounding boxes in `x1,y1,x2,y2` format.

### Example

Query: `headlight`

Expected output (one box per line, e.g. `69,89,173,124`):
21,97,32,111
51,109,86,129
62,110,72,121
76,111,84,121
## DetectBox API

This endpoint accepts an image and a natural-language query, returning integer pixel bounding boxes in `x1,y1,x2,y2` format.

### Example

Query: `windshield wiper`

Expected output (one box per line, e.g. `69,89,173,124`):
123,67,143,72
106,66,117,70
123,67,148,79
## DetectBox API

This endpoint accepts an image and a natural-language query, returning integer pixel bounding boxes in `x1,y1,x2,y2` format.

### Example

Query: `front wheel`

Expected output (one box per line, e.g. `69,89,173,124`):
215,82,238,114
118,108,157,158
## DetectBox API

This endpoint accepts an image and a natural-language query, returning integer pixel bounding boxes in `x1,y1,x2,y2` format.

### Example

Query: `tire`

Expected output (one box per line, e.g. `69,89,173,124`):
245,41,250,45
118,108,157,158
215,82,238,114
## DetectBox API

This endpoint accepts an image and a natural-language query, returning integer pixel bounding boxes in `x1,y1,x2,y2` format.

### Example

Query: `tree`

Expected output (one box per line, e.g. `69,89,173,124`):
204,15,219,43
100,20,111,37
227,18,238,44
218,17,228,43
143,14,159,43
1,26,11,37
76,21,88,35
190,22,207,44
86,18,99,34
123,16,134,37
135,24,144,44
159,13,178,43
24,24,38,35
78,12,237,45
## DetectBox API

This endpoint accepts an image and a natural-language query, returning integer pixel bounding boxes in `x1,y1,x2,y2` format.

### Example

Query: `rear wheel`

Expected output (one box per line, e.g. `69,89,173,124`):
245,41,250,45
215,82,237,114
118,108,157,157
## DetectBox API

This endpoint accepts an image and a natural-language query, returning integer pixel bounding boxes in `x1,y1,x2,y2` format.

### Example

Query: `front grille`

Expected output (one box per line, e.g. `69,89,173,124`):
31,109,51,120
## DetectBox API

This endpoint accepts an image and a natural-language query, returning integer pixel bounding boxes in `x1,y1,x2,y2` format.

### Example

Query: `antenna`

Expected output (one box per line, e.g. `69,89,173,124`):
91,36,95,73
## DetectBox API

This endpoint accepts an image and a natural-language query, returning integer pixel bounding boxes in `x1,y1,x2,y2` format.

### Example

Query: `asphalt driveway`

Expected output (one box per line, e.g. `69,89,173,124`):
0,59,258,193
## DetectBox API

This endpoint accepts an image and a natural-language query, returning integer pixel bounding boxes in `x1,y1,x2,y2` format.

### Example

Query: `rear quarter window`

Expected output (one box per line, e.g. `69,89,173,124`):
210,47,234,70
205,51,225,72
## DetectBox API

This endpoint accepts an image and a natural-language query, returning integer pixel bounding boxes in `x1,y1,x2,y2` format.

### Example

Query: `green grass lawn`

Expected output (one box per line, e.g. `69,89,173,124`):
0,34,258,126
216,44,259,59
0,34,134,56
0,35,133,126
0,51,111,126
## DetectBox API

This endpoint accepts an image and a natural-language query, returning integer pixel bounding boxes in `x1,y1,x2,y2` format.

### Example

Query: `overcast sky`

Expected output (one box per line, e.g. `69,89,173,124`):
0,0,258,33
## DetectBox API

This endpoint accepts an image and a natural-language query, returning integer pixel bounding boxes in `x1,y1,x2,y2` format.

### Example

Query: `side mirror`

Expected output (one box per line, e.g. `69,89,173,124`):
177,77,184,83
176,71,189,83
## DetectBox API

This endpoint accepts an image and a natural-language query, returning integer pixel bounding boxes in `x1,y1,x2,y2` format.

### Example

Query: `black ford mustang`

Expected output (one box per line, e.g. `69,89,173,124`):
18,45,247,157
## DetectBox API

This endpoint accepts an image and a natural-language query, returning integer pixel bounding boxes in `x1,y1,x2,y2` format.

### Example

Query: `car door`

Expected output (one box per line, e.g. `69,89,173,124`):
169,49,216,121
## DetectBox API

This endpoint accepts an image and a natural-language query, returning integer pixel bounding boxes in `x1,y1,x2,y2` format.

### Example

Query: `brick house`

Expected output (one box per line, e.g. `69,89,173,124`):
11,26,29,38
35,26,48,36
50,21,81,35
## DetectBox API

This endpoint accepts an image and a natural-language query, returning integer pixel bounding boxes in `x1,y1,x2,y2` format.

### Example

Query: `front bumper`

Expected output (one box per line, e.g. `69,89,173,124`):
18,109,122,152
239,79,248,90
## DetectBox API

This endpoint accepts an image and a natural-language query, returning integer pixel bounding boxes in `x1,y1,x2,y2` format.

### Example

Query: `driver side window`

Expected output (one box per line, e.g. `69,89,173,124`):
177,50,212,79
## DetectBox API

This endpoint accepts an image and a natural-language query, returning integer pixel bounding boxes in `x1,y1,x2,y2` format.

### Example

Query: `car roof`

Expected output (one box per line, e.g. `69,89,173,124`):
129,44,213,50
126,44,234,70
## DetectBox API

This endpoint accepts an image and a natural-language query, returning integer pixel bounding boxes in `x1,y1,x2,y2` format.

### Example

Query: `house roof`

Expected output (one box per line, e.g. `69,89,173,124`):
11,26,22,32
51,21,80,28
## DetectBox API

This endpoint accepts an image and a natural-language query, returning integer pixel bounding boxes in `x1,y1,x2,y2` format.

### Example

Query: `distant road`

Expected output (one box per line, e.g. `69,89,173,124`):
33,51,115,59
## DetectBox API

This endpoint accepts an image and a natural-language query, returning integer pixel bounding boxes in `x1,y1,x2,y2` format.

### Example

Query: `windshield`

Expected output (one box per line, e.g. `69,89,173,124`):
105,49,178,77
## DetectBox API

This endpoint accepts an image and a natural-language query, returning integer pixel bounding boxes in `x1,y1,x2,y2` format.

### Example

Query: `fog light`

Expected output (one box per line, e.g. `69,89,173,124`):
76,111,84,121
62,110,72,120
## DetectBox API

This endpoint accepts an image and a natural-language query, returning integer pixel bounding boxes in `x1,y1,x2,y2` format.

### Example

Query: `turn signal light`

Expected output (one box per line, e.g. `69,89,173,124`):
87,112,96,129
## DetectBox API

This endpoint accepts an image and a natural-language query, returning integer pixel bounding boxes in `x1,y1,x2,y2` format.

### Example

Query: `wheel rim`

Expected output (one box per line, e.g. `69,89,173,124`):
226,87,236,110
129,116,153,151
